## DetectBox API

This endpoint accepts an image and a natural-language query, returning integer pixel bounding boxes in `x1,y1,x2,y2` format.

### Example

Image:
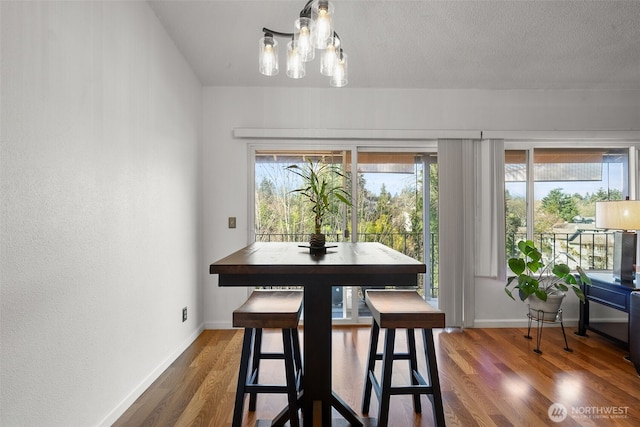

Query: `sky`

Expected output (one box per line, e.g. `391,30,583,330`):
507,162,624,200
360,172,418,196
255,163,418,197
257,159,626,200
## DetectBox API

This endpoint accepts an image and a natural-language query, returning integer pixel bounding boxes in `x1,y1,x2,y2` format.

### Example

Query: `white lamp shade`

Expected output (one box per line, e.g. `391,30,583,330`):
259,36,279,76
595,200,640,230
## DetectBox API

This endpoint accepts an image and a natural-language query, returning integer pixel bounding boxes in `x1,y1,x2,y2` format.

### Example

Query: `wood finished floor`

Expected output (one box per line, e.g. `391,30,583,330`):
114,326,640,427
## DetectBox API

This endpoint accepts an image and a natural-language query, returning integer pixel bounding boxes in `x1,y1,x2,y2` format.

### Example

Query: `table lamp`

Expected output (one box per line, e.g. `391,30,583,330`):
595,199,640,283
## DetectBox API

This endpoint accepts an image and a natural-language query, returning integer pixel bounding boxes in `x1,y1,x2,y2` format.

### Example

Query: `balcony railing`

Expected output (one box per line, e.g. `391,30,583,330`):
255,230,618,300
507,231,617,271
254,232,426,256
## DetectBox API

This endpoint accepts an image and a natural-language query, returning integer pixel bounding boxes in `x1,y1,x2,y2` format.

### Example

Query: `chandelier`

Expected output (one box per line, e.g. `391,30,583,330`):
258,0,348,87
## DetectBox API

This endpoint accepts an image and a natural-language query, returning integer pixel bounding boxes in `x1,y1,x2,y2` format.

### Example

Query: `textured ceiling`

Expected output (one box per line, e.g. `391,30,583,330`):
148,0,640,90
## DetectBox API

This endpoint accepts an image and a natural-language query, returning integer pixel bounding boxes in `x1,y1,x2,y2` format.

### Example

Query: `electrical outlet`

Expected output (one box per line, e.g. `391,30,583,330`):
228,217,236,228
182,307,187,322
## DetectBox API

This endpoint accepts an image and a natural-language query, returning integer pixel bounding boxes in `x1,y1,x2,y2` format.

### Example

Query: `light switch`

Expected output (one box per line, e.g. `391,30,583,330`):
228,217,236,228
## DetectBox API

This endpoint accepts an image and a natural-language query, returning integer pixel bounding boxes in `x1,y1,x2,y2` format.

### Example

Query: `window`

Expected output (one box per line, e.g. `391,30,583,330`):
254,150,349,243
253,148,438,322
505,146,631,270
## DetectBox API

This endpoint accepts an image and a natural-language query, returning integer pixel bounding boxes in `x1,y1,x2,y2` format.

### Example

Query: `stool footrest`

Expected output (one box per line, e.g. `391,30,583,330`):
245,384,291,394
367,370,432,397
247,370,303,390
387,385,434,395
375,352,411,361
256,352,287,360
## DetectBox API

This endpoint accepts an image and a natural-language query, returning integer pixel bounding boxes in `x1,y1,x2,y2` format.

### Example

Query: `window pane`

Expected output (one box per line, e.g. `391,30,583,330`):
255,150,349,242
532,148,627,269
353,152,435,298
505,150,527,257
353,152,424,260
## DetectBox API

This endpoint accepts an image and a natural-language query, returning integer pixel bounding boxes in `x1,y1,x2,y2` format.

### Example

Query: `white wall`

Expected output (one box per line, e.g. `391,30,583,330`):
203,86,640,329
1,2,202,426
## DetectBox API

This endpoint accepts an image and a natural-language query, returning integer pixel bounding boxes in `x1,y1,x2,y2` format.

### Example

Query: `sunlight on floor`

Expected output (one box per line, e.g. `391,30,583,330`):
502,375,530,398
555,374,583,405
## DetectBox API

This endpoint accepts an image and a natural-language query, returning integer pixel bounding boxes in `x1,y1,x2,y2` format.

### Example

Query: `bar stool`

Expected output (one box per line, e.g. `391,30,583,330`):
362,290,446,427
232,290,304,427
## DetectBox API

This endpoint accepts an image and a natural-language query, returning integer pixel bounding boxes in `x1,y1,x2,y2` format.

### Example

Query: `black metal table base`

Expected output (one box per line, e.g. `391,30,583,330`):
269,391,363,427
257,418,376,427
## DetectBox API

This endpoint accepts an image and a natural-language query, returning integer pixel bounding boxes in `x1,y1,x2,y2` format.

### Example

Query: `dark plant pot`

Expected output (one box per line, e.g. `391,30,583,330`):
309,233,326,248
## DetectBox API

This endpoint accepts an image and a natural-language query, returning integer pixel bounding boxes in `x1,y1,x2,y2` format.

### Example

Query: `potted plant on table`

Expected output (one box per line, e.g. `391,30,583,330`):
286,159,351,253
505,239,591,320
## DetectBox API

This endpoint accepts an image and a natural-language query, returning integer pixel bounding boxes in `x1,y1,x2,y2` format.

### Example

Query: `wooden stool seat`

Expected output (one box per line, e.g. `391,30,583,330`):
362,290,446,427
233,289,304,329
232,290,303,427
366,289,445,329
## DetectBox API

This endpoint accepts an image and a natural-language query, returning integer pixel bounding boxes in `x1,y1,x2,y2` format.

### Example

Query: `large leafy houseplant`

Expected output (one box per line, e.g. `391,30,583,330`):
286,159,351,248
505,240,591,304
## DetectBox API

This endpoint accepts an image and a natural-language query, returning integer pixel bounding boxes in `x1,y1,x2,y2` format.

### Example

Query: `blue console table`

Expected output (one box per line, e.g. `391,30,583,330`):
576,272,638,349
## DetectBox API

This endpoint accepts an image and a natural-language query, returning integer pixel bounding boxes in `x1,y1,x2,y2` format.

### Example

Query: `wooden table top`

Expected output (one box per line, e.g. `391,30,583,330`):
209,242,426,287
210,241,425,274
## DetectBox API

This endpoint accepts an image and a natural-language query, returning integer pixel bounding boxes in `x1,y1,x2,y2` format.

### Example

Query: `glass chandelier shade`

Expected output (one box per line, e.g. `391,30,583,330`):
258,36,279,76
294,17,315,62
286,40,305,79
330,51,347,87
320,36,339,76
311,0,334,49
258,0,346,86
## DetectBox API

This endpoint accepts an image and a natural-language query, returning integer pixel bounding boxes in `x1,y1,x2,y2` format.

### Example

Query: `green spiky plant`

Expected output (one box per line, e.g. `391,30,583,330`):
286,159,351,247
505,239,591,303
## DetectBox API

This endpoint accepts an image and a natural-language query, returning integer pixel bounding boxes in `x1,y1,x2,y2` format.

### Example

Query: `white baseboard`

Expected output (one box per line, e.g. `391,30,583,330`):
473,316,629,328
97,323,205,427
205,320,234,329
473,318,579,328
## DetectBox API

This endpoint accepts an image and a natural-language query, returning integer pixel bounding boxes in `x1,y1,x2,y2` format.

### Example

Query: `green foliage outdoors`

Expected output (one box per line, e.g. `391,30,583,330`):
541,188,579,222
506,186,624,254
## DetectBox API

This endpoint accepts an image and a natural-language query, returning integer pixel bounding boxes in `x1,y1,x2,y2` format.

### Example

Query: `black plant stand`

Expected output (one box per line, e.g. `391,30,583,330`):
525,307,572,354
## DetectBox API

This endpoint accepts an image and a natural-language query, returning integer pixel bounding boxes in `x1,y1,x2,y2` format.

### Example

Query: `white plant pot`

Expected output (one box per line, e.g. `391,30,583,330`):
527,292,566,321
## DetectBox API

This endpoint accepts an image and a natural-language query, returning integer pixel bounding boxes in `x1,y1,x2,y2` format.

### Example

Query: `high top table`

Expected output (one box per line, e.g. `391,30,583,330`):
209,242,426,427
